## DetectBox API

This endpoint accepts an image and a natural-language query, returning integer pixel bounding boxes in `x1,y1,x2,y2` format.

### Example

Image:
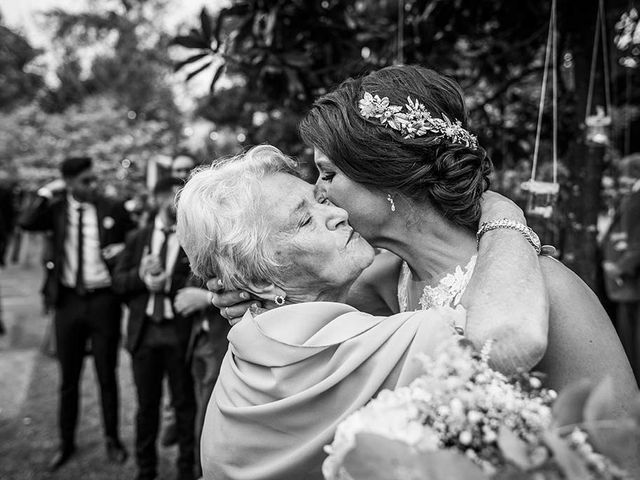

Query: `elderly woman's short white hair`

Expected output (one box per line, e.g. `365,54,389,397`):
176,145,299,289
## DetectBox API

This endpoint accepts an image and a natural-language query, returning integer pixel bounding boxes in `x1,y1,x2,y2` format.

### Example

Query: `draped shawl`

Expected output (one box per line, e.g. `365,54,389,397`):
202,302,464,480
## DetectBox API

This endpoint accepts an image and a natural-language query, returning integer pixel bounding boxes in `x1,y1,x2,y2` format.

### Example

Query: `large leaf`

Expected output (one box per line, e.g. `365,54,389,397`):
209,64,226,93
200,7,212,40
583,376,619,425
551,378,593,428
543,431,591,480
186,61,212,81
343,433,487,480
173,53,210,73
582,379,640,478
170,35,209,50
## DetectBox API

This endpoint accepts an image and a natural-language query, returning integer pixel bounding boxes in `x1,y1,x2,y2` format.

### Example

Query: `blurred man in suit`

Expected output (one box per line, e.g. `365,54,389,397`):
169,151,229,477
602,153,640,383
177,287,228,479
113,177,196,480
159,151,199,448
19,157,133,470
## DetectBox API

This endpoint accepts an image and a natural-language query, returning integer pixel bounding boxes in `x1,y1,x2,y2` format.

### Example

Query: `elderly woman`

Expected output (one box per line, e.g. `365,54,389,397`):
176,145,547,480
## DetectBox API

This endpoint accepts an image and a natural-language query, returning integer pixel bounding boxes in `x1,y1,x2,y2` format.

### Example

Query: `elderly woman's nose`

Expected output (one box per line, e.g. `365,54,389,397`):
324,205,349,230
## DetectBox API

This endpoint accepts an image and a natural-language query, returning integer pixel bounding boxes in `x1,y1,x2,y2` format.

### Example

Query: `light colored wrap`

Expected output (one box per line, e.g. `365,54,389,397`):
202,302,465,480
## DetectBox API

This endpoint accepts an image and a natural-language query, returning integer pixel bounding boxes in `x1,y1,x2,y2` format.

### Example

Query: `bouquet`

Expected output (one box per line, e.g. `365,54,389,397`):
323,337,640,480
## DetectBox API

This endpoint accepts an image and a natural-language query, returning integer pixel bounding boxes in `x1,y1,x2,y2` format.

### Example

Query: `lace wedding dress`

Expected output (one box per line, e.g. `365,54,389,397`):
397,255,477,313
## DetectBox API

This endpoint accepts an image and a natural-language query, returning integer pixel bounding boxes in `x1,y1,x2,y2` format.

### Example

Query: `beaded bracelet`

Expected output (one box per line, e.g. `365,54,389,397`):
476,219,542,255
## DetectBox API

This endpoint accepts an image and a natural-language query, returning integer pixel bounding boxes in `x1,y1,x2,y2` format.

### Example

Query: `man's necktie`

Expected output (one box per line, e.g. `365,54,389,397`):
150,227,171,322
75,205,86,295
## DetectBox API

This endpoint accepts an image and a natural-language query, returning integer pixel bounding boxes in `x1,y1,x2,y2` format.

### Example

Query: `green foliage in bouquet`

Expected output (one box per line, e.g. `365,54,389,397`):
323,338,640,480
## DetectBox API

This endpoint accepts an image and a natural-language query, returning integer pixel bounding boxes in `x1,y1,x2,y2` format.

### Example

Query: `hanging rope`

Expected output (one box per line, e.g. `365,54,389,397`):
397,0,404,64
522,0,559,220
552,0,558,184
530,0,557,185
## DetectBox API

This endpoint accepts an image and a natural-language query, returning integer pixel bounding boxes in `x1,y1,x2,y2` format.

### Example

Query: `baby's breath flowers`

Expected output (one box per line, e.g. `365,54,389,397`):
323,334,633,480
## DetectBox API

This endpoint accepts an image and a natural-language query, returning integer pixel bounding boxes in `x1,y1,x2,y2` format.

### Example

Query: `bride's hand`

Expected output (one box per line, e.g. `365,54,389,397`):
479,191,526,225
206,277,265,326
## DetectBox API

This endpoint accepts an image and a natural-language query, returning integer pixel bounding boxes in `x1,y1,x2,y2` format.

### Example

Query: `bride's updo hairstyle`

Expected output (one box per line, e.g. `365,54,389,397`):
299,65,492,229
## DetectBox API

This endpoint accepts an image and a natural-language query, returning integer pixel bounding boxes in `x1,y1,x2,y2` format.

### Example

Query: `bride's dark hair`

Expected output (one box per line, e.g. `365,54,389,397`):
299,65,492,229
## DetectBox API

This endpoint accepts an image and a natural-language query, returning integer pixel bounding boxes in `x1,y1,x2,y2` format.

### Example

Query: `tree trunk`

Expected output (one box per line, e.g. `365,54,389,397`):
559,0,606,291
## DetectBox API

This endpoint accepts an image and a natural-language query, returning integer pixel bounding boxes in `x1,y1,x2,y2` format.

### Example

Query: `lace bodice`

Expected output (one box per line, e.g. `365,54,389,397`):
397,255,477,312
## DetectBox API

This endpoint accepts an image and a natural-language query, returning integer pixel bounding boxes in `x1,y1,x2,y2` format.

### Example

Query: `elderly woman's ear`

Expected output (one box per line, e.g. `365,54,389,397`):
245,281,287,305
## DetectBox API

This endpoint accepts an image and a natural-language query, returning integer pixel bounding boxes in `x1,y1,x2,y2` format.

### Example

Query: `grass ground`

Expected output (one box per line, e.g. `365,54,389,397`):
0,234,177,480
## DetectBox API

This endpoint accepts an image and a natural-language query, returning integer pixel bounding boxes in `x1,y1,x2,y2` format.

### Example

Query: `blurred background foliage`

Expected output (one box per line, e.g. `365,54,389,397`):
2,0,640,288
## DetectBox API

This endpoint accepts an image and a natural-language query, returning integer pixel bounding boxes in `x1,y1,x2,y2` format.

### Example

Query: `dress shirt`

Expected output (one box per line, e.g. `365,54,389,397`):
145,217,180,319
62,195,111,289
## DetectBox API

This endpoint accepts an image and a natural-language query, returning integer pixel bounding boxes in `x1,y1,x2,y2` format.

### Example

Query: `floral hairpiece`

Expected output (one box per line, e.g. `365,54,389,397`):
358,91,479,149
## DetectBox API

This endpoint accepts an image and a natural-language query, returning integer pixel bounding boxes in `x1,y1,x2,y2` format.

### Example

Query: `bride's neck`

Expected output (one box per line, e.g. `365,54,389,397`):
374,204,477,282
284,282,352,305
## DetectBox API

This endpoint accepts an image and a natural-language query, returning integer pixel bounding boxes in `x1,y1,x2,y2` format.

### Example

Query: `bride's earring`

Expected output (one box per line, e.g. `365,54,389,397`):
274,295,286,306
386,193,396,212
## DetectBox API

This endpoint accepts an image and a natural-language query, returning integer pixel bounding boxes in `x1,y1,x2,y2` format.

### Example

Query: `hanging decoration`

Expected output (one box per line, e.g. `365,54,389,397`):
521,0,559,219
585,0,613,146
614,6,639,155
614,7,640,68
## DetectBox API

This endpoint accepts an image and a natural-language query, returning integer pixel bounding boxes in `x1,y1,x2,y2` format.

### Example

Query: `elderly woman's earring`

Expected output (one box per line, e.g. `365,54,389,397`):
386,194,396,212
274,295,286,306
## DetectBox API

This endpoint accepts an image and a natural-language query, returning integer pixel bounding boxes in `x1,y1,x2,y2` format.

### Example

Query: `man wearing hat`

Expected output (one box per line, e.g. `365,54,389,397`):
19,156,135,470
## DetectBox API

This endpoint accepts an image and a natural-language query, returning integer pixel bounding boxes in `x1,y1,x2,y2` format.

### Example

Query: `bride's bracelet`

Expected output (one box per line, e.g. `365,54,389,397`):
476,219,542,254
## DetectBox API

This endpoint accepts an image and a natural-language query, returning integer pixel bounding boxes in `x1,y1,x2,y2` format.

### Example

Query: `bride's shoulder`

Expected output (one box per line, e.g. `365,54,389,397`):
538,254,603,311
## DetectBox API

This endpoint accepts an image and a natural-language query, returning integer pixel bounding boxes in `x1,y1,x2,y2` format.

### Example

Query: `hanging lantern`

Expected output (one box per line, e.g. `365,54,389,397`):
585,105,612,145
521,180,560,218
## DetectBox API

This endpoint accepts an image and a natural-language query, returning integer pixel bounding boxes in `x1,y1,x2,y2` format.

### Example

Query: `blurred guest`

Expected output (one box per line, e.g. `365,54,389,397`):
113,177,196,480
175,280,229,478
0,197,6,335
171,152,197,181
159,150,199,448
19,157,133,470
602,153,640,383
0,179,17,267
171,149,229,477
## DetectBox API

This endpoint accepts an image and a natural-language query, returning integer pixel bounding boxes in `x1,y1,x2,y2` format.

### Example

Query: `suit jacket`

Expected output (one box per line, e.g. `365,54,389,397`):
18,192,136,307
602,189,640,301
185,276,230,362
112,223,194,354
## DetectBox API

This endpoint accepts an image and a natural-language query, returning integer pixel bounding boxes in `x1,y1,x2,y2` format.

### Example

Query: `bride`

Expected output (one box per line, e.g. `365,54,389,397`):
213,65,636,398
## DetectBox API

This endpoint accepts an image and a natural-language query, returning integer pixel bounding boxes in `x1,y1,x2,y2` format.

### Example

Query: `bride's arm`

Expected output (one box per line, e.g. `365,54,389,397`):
461,192,548,374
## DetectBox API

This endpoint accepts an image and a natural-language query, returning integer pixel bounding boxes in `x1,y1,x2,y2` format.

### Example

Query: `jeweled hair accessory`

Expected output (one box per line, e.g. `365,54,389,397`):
358,91,479,149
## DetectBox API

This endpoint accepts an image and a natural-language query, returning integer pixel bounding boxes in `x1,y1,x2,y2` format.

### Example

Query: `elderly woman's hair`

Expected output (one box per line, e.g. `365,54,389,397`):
176,145,298,287
299,65,493,229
